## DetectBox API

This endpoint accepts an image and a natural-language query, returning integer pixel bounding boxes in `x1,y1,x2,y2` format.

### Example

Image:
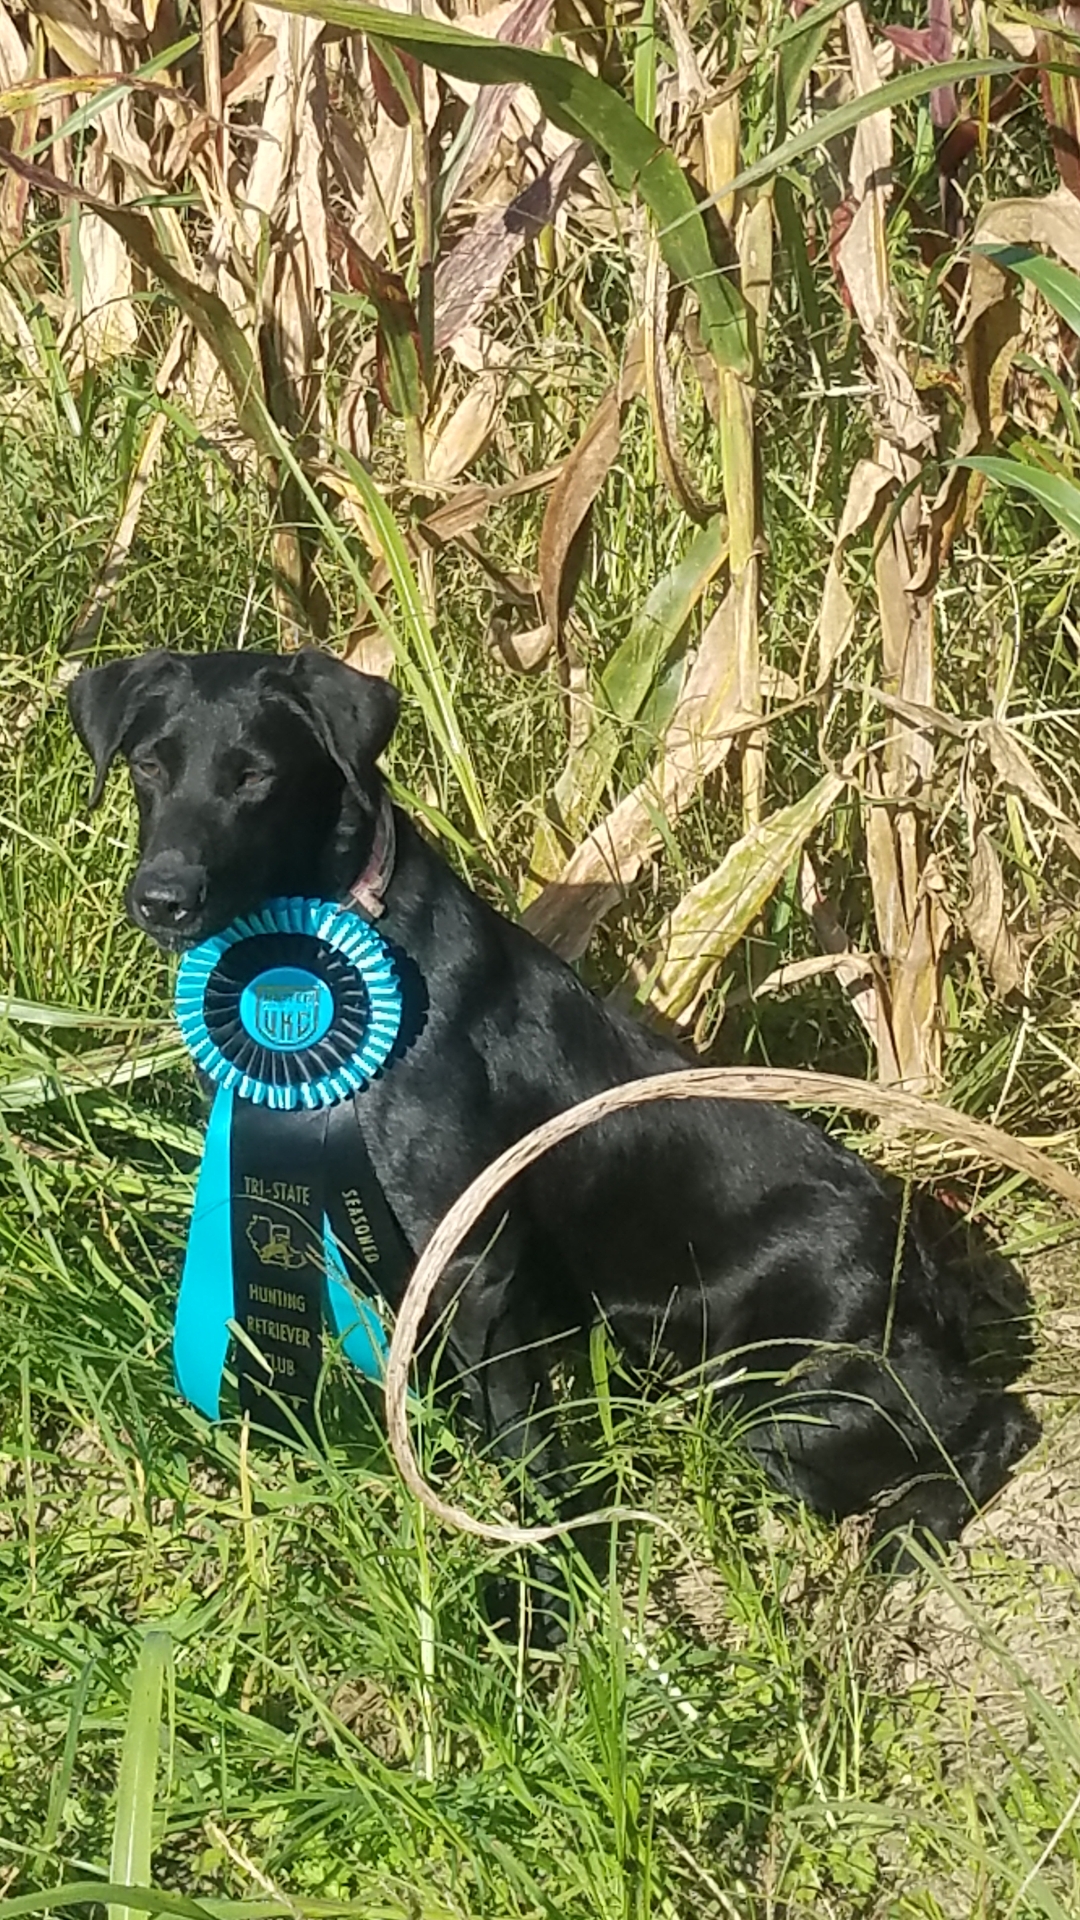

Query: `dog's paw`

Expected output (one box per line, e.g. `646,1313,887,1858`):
482,1558,571,1651
867,1488,959,1578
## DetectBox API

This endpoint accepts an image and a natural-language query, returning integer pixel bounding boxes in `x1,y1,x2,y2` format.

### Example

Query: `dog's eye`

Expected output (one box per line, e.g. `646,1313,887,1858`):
237,767,271,795
130,755,164,784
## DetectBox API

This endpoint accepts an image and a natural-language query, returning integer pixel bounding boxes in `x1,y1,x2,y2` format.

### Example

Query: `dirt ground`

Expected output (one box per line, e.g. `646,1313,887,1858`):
877,1234,1080,1735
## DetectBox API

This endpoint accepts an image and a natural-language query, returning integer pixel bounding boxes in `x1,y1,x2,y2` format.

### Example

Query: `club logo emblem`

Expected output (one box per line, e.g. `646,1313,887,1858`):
235,964,336,1055
252,981,321,1048
246,1215,308,1270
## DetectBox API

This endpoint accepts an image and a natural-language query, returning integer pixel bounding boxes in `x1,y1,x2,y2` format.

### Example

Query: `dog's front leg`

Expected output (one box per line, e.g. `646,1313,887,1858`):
426,1227,560,1491
425,1232,576,1645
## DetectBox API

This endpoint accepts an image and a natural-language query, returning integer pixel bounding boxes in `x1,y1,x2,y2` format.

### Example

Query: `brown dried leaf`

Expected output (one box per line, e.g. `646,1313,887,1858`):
872,687,968,740
724,952,877,1010
877,528,934,795
67,133,138,369
343,622,395,679
245,11,319,215
426,372,502,485
223,33,277,107
712,355,762,831
836,4,936,459
916,270,1023,590
368,43,423,127
0,19,38,252
864,761,908,947
643,236,716,523
847,0,892,193
239,13,330,441
965,829,1025,997
815,458,893,683
327,104,411,259
982,719,1080,860
917,197,1080,592
433,140,588,353
440,0,553,210
158,106,216,185
419,463,561,543
445,326,513,374
838,0,945,1098
738,191,773,345
888,868,949,1095
522,592,752,958
702,92,739,234
486,619,552,674
537,330,643,650
34,0,112,75
799,853,893,1067
0,3,26,86
658,0,709,105
966,191,1080,334
97,0,144,37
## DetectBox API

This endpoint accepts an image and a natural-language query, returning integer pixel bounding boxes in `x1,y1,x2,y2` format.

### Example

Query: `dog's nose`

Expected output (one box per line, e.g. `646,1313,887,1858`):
130,860,208,932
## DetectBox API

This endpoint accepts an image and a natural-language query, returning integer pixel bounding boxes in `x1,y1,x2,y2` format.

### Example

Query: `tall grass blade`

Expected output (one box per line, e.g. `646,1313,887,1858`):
108,1630,171,1920
0,1888,213,1920
693,56,1018,210
335,448,491,842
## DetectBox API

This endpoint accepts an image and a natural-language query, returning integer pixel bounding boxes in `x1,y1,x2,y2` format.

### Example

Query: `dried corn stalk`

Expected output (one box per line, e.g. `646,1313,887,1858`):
834,2,947,1092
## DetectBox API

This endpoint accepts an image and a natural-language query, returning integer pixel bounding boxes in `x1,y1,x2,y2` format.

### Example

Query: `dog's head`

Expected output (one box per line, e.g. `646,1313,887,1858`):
68,648,399,949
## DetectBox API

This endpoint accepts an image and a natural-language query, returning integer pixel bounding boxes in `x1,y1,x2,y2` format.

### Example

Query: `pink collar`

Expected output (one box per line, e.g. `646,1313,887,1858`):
347,790,396,920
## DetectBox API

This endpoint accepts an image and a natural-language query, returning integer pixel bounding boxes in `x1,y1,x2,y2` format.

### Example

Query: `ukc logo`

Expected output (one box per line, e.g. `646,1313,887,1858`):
253,981,321,1048
237,964,335,1055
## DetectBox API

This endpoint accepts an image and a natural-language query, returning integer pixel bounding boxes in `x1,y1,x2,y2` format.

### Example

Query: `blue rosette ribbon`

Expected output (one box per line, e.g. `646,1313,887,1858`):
172,897,408,1433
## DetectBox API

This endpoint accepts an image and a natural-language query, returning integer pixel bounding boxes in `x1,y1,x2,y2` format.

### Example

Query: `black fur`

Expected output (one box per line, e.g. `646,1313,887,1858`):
69,647,1035,1564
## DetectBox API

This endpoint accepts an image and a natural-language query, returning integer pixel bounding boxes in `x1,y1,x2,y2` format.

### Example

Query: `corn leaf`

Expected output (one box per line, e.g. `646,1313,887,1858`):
777,0,846,129
601,516,728,723
974,240,1080,335
651,773,844,1021
962,453,1080,542
553,516,728,841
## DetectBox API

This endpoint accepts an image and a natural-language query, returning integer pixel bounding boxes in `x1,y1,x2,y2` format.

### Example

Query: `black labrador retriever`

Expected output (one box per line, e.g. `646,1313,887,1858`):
69,646,1034,1563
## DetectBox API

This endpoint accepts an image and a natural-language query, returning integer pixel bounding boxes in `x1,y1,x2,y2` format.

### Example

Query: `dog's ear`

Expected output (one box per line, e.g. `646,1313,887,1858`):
286,649,400,792
67,652,177,807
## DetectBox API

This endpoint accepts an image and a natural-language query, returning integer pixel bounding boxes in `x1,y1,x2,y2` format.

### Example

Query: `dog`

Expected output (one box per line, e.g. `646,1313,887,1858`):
68,646,1034,1569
